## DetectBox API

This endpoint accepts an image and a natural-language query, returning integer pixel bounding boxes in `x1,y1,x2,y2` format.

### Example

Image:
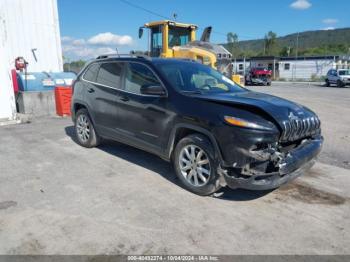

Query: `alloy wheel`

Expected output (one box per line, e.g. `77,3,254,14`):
76,114,90,143
179,145,211,187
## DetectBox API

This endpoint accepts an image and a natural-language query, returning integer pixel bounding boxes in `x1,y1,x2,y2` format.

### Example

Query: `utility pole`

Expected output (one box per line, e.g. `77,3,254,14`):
295,32,299,59
294,32,300,82
263,41,266,55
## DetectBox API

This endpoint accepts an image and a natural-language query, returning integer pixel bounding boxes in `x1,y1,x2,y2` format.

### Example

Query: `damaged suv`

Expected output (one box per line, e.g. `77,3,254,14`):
71,55,323,196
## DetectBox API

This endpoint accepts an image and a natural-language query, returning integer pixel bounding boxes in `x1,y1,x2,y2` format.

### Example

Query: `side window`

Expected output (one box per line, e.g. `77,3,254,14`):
83,63,99,82
96,62,122,88
124,63,160,94
238,64,244,70
284,63,290,70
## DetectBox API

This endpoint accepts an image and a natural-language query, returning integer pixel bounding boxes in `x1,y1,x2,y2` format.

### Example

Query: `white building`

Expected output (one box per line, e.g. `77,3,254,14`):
233,56,348,80
278,56,336,80
0,0,63,121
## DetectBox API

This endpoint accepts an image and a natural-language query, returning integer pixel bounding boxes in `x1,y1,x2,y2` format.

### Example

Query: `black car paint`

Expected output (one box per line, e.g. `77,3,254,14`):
71,57,323,190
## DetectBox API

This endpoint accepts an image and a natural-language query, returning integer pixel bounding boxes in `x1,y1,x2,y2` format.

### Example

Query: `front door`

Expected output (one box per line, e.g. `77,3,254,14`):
328,69,337,84
116,62,170,153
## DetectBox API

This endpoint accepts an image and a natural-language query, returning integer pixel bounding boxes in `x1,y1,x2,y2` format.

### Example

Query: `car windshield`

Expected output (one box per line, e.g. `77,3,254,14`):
338,70,350,76
156,60,245,94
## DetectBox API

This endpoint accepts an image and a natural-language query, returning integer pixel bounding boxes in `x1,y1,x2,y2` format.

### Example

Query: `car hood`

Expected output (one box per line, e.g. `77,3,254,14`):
193,91,316,127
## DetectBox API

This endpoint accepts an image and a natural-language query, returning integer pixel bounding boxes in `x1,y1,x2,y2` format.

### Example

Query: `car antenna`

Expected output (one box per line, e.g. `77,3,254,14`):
115,47,120,57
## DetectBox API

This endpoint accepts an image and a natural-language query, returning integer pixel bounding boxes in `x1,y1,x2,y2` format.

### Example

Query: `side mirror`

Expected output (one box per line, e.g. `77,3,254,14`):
138,27,144,39
140,84,166,96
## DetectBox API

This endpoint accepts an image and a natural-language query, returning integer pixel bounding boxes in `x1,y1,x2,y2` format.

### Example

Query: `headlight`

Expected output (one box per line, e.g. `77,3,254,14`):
224,116,272,130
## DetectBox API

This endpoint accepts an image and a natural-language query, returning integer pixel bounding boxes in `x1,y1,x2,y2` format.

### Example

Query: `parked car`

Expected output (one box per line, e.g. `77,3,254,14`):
71,55,323,196
325,69,350,87
245,67,272,86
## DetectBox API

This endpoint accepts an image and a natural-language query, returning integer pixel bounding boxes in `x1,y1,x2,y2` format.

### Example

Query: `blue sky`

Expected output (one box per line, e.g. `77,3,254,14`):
58,0,350,60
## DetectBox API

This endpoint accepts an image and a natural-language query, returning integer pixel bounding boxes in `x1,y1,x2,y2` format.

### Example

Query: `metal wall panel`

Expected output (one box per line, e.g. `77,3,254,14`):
0,0,62,119
279,60,334,80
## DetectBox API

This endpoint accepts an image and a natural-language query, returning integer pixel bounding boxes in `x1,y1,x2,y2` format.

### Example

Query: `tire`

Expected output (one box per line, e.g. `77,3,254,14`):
267,82,271,86
74,108,100,148
173,134,221,196
337,80,344,88
325,79,330,87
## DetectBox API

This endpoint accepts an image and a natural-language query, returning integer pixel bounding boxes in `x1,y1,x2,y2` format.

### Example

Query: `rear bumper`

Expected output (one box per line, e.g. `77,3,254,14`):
222,137,323,190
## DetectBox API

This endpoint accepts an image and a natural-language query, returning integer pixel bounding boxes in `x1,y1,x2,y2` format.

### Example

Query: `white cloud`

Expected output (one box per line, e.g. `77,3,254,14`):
61,36,73,42
61,33,133,60
290,0,312,10
323,27,335,31
72,39,85,46
322,18,339,25
87,32,133,46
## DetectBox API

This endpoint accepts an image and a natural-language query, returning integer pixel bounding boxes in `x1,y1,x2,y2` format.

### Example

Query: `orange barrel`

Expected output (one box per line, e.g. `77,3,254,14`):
54,86,72,116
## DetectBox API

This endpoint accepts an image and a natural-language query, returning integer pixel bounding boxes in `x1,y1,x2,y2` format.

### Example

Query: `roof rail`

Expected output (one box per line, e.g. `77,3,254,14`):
96,53,151,61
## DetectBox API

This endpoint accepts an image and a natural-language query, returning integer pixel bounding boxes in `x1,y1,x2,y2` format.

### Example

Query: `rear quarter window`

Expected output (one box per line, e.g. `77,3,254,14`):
83,63,99,82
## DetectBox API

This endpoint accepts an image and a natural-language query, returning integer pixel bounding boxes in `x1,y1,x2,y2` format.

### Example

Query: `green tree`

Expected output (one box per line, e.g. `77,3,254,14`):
226,32,239,57
64,59,86,73
227,32,238,44
280,46,293,57
264,31,277,55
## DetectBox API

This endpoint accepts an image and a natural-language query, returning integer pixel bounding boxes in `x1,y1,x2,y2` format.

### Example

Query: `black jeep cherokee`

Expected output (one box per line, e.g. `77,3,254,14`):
71,55,323,196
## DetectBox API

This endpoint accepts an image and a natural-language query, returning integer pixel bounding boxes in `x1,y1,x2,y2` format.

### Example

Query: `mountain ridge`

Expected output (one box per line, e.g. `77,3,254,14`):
223,27,350,57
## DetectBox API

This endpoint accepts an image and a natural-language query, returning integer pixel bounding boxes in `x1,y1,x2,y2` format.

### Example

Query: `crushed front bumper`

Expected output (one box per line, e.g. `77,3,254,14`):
221,137,323,190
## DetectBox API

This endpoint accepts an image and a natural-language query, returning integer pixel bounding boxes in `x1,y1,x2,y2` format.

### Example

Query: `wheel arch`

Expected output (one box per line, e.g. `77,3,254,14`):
166,124,223,162
71,101,96,126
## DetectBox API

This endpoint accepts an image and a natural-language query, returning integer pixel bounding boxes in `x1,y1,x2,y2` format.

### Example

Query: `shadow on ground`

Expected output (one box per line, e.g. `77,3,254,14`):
65,125,272,201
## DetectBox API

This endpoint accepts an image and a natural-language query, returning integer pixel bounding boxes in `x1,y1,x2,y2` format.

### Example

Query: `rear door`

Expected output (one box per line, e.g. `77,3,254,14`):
115,62,170,152
83,61,124,137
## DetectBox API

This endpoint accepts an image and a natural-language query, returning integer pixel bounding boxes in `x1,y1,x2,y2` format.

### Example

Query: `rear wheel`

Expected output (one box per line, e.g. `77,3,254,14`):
173,134,221,196
74,108,100,148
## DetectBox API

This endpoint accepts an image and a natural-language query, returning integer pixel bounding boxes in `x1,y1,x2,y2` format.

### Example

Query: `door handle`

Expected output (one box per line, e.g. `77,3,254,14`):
120,95,129,102
87,87,95,93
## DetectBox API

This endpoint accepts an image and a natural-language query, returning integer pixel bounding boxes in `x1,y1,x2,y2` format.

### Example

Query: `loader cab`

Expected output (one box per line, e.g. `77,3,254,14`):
139,20,197,58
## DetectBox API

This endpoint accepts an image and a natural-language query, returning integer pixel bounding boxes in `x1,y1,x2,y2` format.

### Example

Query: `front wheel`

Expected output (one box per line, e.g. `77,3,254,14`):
173,134,221,196
337,80,344,88
325,79,330,87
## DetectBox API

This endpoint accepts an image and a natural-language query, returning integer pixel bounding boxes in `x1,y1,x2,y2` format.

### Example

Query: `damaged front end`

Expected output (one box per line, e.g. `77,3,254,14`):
218,127,323,190
219,136,323,190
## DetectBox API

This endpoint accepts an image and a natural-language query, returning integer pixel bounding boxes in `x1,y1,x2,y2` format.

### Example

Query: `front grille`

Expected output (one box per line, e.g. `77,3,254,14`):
281,116,321,142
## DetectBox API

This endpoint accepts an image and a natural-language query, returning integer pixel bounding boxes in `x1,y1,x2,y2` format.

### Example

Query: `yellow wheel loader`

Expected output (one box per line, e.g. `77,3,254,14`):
138,20,244,85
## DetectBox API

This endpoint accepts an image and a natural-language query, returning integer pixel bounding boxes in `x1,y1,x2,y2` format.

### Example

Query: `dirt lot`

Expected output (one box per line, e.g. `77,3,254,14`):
0,83,349,255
